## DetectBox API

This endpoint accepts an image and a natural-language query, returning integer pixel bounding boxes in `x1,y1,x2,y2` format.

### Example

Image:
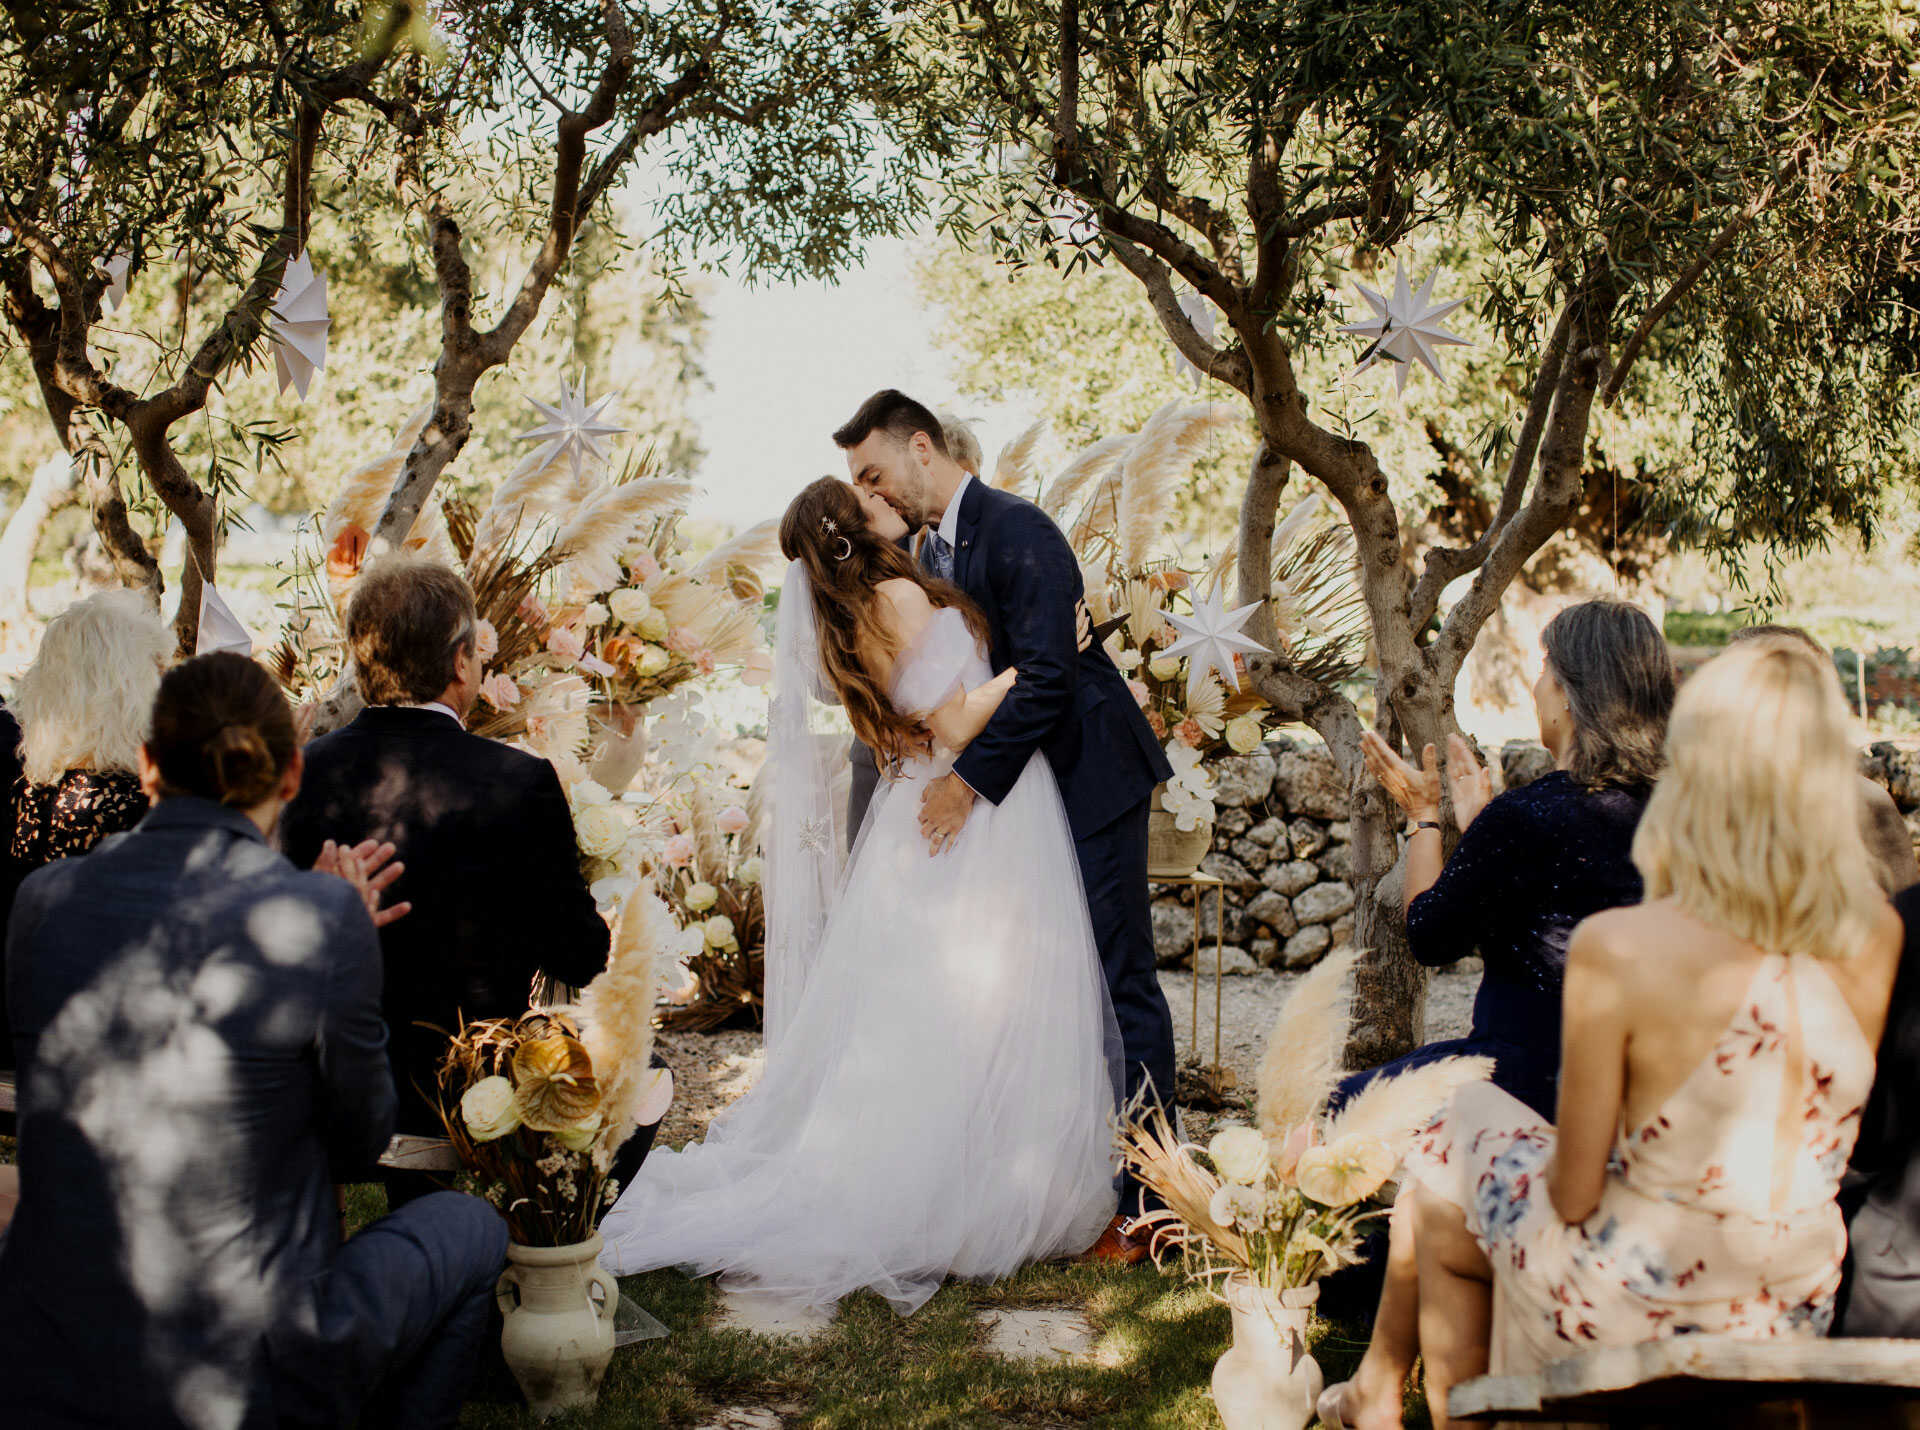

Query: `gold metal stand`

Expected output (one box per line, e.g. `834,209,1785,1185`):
1152,870,1234,1102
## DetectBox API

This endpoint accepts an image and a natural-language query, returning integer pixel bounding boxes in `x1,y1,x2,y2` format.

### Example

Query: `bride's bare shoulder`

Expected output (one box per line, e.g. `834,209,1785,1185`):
874,578,935,643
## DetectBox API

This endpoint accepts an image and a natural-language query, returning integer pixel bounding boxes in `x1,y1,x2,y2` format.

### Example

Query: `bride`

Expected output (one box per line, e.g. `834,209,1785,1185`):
598,477,1123,1313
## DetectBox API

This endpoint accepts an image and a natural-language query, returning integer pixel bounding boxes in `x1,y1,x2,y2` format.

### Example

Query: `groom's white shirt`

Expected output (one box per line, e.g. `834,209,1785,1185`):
935,472,974,554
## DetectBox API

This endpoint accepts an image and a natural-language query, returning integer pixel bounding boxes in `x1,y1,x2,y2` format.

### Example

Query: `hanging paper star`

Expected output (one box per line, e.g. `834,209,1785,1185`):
98,252,131,314
269,249,329,399
1173,289,1218,388
1162,577,1267,701
511,377,625,483
1338,261,1470,395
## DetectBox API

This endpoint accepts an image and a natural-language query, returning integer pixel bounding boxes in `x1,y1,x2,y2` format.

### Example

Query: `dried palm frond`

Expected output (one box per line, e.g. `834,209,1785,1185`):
1270,524,1369,688
1254,946,1360,1148
1325,1055,1494,1161
550,476,691,598
689,518,781,592
657,942,766,1033
991,418,1048,495
1040,433,1132,520
519,672,592,766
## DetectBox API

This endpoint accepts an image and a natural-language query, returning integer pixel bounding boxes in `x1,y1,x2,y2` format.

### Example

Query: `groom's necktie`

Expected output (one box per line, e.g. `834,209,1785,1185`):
924,530,956,582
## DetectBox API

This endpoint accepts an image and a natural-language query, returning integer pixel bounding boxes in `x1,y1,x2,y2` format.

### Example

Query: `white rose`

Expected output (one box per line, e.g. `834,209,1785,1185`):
1113,647,1143,672
1224,715,1264,756
638,609,671,642
736,856,763,886
684,881,719,912
677,925,709,959
570,779,612,808
704,914,736,947
461,1076,521,1141
573,805,629,860
1208,1125,1271,1185
581,601,611,628
608,588,654,627
1148,654,1182,682
636,644,671,677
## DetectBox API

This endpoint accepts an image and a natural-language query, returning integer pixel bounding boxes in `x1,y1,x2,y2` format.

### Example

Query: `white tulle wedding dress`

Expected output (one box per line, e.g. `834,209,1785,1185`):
598,603,1122,1314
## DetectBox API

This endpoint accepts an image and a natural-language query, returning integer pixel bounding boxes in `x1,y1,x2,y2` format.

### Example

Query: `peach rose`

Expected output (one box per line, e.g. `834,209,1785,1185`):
547,626,585,662
716,805,750,836
1176,717,1206,748
479,671,520,709
473,619,499,663
663,833,697,869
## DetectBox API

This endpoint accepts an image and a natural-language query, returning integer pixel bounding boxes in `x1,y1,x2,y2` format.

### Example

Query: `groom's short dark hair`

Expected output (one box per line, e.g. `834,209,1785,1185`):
833,389,950,457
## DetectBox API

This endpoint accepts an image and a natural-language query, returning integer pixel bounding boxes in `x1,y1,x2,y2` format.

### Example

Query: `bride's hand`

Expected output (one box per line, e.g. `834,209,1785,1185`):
982,667,1018,702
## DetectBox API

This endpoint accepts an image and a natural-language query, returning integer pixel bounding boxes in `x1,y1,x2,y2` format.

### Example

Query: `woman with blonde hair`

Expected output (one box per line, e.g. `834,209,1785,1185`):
1324,639,1902,1430
9,588,171,874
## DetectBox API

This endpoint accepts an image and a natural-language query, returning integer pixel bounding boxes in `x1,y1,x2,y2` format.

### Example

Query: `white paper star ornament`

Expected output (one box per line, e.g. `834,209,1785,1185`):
99,252,132,313
1162,579,1267,700
269,249,329,398
512,378,625,483
1339,261,1470,395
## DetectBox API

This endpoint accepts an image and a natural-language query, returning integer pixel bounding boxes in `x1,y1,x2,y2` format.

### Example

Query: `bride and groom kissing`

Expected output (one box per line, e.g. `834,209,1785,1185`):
598,389,1179,1310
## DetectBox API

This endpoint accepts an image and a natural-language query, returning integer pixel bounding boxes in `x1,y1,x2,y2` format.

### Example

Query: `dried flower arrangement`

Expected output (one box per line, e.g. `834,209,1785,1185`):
1121,948,1490,1294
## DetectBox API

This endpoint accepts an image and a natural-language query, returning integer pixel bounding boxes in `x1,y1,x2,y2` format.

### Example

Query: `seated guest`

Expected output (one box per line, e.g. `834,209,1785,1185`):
1349,599,1675,1120
1322,639,1902,1430
280,556,609,1204
0,652,506,1430
1730,623,1918,894
1837,879,1920,1336
0,589,169,1071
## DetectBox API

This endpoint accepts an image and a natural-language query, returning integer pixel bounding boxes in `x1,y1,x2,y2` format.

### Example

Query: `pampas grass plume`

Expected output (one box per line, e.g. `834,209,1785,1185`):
1041,433,1133,520
1325,1054,1494,1159
992,418,1048,495
579,881,672,1170
1254,945,1359,1147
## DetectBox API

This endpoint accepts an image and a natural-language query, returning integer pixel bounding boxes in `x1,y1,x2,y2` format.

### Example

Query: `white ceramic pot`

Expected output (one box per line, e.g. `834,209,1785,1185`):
496,1230,620,1418
1211,1276,1323,1430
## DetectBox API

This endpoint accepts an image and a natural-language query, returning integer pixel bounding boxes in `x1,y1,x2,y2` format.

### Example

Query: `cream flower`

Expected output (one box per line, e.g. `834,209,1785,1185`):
1209,1181,1266,1230
684,881,719,912
1295,1134,1396,1207
1113,646,1144,672
703,914,735,947
570,779,612,808
662,832,697,868
1225,715,1264,755
574,805,629,860
461,1076,520,1142
736,856,764,885
1148,654,1182,683
608,587,653,627
581,601,611,627
638,610,671,642
1208,1125,1271,1185
636,644,671,677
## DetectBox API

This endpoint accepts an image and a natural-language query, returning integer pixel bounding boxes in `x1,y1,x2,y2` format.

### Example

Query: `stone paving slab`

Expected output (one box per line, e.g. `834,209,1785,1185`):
978,1307,1123,1367
715,1290,834,1342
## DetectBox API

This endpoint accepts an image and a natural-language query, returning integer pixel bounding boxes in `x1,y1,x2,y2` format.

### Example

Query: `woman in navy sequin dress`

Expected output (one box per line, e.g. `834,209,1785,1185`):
1338,600,1676,1120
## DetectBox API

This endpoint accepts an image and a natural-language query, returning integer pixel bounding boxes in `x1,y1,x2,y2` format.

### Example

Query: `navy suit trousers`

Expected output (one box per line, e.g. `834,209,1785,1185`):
1075,796,1176,1220
275,1192,507,1430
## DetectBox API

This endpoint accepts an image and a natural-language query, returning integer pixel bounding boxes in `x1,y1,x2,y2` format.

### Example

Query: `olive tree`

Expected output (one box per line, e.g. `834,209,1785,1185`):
891,0,1920,1062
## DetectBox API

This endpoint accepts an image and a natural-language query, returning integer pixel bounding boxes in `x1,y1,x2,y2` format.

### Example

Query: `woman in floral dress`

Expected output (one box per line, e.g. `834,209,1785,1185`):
1322,638,1903,1430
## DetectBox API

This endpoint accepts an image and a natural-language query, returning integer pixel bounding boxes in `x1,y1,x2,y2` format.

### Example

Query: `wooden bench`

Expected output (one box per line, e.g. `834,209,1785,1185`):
0,1071,458,1172
1451,1335,1920,1427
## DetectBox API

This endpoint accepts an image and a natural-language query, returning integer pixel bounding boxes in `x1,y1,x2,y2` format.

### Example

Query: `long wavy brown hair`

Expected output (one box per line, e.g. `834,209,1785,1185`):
778,477,987,765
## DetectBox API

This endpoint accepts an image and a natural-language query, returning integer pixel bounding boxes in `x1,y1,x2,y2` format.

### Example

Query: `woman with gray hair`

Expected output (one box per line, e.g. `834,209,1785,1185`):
9,588,171,877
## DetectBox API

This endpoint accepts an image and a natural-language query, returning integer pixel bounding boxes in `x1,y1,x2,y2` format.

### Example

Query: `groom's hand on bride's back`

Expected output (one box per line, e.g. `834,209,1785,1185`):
919,771,976,856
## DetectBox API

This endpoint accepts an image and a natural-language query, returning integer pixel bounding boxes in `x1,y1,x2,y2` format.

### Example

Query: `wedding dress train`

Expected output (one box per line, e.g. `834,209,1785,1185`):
598,607,1123,1313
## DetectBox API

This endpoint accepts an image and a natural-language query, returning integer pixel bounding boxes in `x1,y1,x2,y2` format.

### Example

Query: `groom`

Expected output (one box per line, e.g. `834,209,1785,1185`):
835,389,1175,1262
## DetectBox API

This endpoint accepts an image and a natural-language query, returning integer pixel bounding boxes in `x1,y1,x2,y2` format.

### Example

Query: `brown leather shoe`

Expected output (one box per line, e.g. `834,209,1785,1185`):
1075,1215,1149,1266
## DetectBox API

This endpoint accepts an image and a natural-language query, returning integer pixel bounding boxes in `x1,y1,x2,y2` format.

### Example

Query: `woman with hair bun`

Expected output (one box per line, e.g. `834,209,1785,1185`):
0,652,506,1430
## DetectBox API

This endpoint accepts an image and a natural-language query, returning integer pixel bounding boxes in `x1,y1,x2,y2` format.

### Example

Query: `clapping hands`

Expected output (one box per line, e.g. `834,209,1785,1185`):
313,838,412,928
1360,730,1493,832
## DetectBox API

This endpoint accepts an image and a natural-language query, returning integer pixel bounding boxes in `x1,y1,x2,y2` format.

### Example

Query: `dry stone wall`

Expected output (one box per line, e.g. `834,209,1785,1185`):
1152,735,1920,973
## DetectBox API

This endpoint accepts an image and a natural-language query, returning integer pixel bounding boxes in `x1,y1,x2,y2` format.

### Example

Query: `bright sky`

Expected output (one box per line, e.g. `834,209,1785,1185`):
678,234,1031,528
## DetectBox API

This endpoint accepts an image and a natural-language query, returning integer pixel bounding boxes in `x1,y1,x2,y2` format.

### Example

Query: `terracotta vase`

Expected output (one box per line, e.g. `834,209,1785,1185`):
1147,783,1214,878
496,1230,620,1418
1211,1277,1323,1430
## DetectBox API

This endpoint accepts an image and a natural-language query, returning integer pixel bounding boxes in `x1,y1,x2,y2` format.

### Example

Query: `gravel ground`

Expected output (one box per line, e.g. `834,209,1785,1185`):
650,962,1482,1151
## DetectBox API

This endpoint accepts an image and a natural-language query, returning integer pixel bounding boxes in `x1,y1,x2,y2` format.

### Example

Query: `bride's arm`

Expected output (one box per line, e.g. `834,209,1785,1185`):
924,669,1018,753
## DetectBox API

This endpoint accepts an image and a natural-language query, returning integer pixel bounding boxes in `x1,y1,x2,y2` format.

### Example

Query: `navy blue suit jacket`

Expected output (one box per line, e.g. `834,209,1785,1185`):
0,798,394,1428
945,479,1172,837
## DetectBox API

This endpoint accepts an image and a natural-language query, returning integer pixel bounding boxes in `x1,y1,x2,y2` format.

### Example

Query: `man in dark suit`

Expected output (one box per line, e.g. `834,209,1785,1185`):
836,389,1176,1262
281,557,609,1203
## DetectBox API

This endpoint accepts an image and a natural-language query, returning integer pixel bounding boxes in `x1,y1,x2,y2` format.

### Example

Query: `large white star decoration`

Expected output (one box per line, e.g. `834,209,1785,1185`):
1338,261,1470,395
1163,578,1267,701
512,377,625,483
98,252,131,314
269,249,329,399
